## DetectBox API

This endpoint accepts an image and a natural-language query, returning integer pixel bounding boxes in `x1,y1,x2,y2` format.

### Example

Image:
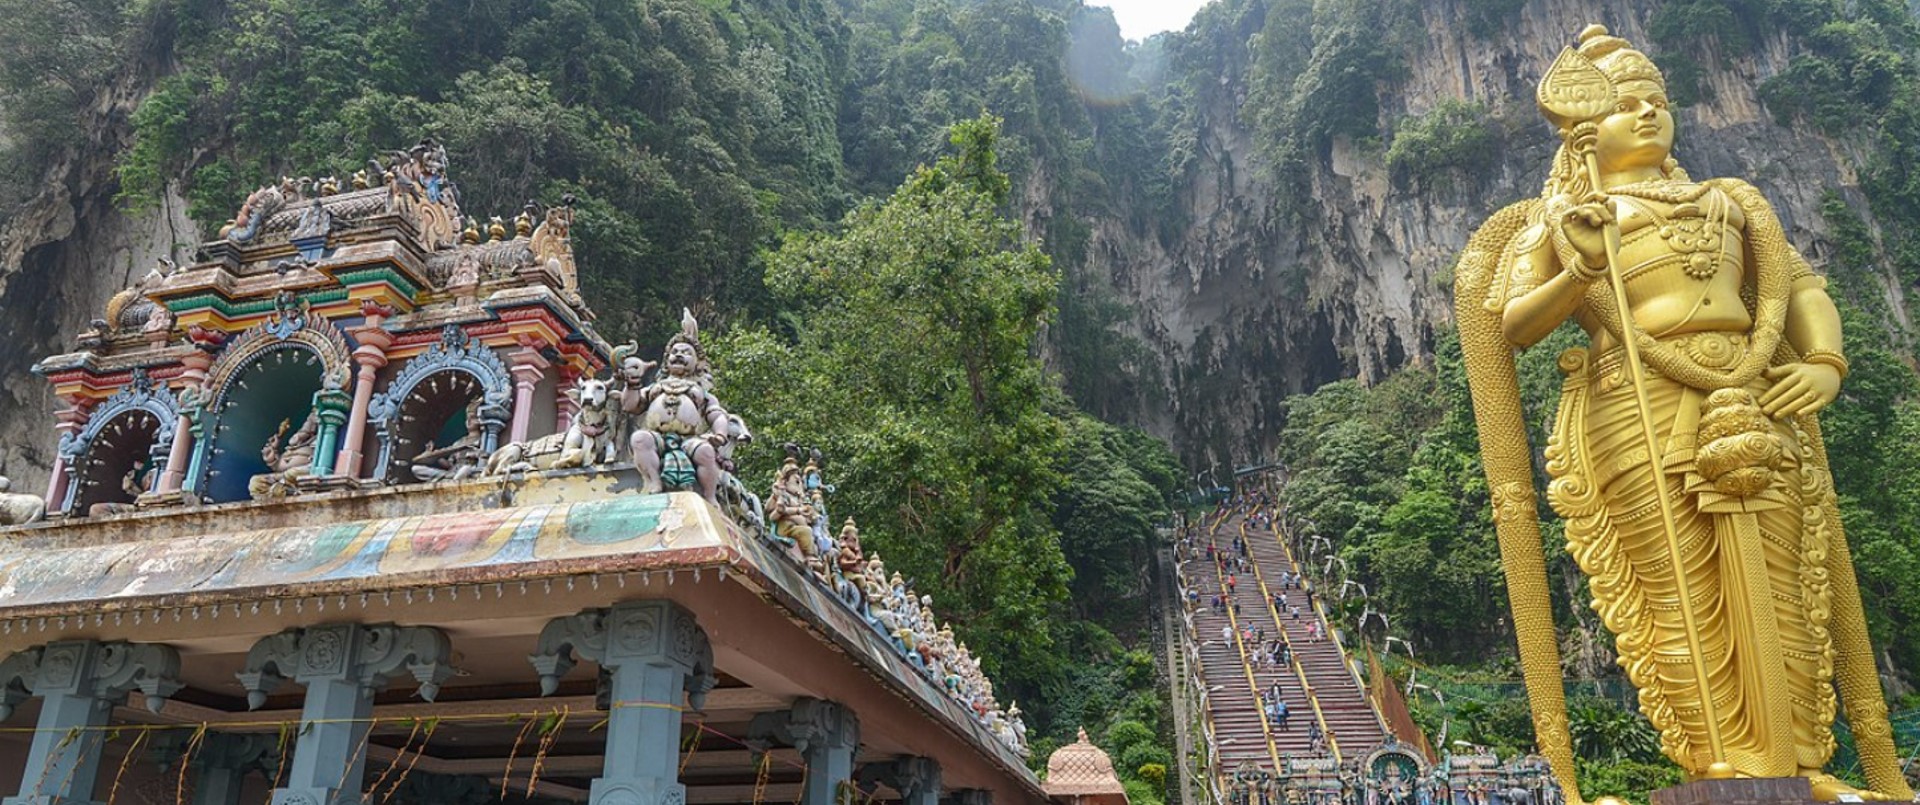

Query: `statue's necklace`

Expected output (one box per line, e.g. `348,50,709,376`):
1616,182,1727,281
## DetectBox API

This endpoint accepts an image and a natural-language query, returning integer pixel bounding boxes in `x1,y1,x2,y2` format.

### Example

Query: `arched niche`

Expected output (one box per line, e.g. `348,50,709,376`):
194,311,352,503
369,326,512,483
57,369,177,516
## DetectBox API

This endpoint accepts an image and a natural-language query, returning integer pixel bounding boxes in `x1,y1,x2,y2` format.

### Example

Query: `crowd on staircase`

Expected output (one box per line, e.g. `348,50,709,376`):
1171,482,1392,792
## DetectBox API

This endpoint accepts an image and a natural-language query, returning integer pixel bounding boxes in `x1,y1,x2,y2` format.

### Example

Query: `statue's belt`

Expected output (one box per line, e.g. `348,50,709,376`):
1590,330,1749,395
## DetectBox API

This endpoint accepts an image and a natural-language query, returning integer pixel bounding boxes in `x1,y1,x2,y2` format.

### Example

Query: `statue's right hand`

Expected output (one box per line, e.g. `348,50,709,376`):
1556,193,1614,275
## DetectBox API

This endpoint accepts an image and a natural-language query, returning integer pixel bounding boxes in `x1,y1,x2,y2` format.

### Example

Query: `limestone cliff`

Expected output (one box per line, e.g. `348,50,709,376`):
0,0,1905,489
0,55,197,495
1088,0,1906,467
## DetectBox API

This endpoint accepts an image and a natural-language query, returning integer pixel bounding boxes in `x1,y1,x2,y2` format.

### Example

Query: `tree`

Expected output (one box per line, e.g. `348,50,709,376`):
714,114,1070,691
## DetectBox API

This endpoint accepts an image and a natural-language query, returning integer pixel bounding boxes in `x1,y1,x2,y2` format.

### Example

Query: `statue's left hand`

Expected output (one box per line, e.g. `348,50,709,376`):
1761,362,1843,418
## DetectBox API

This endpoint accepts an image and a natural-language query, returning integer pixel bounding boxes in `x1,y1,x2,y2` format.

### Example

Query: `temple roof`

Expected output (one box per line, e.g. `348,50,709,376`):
1044,728,1128,799
0,468,1040,797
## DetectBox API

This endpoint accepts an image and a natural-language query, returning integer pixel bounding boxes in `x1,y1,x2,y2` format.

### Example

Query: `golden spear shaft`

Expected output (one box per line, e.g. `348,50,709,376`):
1570,127,1729,769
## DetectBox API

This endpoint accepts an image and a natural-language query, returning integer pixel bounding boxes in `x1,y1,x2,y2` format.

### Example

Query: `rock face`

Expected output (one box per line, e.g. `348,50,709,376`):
0,0,1901,486
0,58,198,494
1080,0,1902,465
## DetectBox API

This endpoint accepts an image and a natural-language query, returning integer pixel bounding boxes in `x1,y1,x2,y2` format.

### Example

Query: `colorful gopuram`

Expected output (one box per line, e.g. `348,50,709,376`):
0,143,1040,805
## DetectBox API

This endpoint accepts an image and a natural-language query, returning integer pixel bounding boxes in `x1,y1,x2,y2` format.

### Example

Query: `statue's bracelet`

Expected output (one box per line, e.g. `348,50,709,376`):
1564,257,1607,284
1802,350,1850,379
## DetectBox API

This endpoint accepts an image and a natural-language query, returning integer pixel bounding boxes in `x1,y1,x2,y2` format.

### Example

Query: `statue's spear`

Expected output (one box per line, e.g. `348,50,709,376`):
1537,45,1729,772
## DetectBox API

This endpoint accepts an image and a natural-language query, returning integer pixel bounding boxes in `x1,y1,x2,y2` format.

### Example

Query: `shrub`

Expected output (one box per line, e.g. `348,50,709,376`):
1384,100,1498,189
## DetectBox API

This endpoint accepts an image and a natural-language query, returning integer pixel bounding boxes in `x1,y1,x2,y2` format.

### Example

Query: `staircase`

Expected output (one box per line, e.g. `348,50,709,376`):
1243,512,1390,759
1177,506,1390,781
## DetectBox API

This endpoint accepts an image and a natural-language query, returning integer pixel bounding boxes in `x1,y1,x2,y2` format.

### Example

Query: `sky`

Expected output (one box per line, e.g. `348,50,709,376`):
1099,0,1212,41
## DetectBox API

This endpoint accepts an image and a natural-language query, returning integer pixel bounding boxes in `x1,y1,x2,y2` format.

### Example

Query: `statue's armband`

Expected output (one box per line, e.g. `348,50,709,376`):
1494,222,1559,338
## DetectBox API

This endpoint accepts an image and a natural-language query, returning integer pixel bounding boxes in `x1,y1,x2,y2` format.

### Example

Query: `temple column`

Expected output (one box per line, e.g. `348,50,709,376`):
508,341,551,445
334,302,395,478
43,402,93,515
237,624,456,805
945,789,993,805
859,757,941,805
149,733,277,805
530,601,716,805
555,363,582,433
751,699,861,805
0,640,183,805
158,351,214,494
307,385,352,478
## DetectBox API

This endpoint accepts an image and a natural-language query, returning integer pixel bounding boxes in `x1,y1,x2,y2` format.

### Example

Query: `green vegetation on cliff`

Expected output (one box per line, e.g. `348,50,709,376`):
713,117,1180,788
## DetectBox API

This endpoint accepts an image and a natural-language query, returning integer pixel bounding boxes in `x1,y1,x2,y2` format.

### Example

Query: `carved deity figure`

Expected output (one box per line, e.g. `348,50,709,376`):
1457,25,1908,800
410,403,487,482
767,451,818,557
620,309,736,504
248,411,319,499
836,518,865,579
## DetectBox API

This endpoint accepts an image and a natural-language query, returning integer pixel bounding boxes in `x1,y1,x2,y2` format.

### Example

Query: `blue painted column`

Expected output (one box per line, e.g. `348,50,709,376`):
750,699,861,805
530,601,716,805
0,641,183,805
237,624,456,805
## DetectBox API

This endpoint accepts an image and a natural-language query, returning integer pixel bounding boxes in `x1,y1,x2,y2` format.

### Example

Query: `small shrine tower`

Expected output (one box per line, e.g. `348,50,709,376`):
1043,729,1129,805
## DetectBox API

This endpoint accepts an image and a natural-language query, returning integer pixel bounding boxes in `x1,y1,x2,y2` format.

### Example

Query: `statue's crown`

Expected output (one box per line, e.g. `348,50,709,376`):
1577,24,1664,89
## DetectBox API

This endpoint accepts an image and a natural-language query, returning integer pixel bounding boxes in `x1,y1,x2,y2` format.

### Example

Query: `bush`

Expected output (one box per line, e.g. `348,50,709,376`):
1138,762,1168,789
1104,720,1155,754
1575,759,1682,805
1120,742,1173,778
1384,100,1498,189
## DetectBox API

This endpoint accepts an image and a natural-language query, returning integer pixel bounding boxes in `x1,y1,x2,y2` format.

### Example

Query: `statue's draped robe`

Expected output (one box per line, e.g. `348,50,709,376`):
1496,179,1836,776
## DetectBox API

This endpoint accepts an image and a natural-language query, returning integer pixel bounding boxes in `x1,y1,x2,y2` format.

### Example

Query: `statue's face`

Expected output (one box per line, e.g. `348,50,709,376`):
665,342,698,376
621,357,649,383
1594,81,1673,174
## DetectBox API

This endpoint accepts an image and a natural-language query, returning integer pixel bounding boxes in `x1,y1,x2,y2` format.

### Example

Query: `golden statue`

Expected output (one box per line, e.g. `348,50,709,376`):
1456,24,1911,802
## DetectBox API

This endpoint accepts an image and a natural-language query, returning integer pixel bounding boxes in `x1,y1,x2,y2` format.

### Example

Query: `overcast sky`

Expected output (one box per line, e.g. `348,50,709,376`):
1099,0,1213,40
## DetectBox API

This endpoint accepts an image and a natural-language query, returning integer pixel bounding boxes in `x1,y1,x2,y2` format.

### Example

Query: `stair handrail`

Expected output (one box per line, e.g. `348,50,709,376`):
1267,497,1396,746
1205,514,1286,775
1240,507,1341,763
1175,533,1236,805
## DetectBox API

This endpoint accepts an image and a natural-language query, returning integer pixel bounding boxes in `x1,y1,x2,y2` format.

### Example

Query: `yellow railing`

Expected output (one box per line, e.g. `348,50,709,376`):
1177,529,1246,804
1203,514,1284,774
1239,508,1342,763
1267,500,1395,742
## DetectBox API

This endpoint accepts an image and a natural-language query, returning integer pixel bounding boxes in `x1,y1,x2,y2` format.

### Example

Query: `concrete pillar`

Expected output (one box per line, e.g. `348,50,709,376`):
507,343,551,445
44,404,93,514
0,641,183,805
945,789,993,805
858,757,941,805
159,351,215,494
530,601,716,805
148,733,277,805
750,699,861,805
335,306,395,478
237,624,456,805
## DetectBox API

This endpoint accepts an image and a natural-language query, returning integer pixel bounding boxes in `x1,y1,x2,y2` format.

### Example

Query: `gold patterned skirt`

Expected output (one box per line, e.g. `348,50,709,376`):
1547,331,1837,777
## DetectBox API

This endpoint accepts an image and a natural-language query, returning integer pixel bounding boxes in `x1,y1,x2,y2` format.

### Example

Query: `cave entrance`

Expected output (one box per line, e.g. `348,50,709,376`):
69,409,165,516
204,345,325,503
